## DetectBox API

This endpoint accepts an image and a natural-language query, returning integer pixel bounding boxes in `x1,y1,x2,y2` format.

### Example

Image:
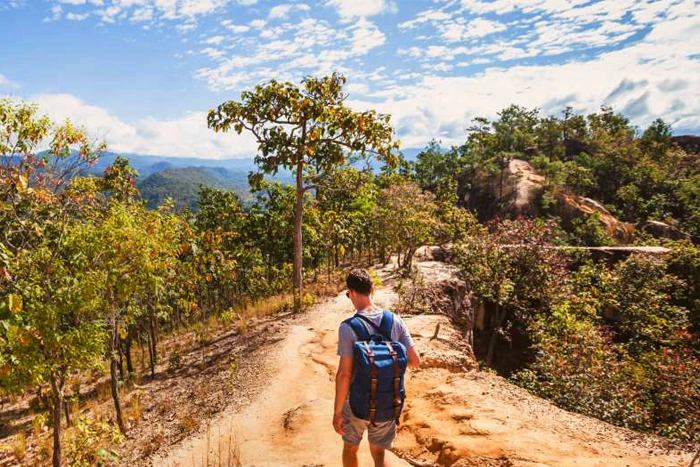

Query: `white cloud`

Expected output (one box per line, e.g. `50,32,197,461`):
269,3,310,19
349,19,386,55
204,35,225,45
350,8,700,147
30,93,258,159
326,0,392,19
66,11,90,20
441,18,506,42
44,5,63,21
224,23,250,33
45,0,233,26
399,9,452,29
130,7,153,22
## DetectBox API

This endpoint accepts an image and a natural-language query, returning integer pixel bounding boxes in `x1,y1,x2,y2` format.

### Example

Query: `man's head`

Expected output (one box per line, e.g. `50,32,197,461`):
346,268,373,309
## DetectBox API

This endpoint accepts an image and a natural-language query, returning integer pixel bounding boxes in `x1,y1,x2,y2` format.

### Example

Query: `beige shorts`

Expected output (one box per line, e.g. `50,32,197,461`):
341,399,397,449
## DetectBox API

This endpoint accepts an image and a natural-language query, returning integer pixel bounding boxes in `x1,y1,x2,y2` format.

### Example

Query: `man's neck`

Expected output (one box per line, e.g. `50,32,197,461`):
356,300,377,313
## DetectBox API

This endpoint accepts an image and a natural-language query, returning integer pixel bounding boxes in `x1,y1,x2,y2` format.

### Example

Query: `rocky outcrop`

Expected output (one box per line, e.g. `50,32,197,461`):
459,158,635,243
401,259,476,362
640,220,691,241
551,191,636,243
459,159,545,220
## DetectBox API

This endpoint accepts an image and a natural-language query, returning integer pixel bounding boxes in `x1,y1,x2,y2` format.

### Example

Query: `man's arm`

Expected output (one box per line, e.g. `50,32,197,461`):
407,345,421,369
333,355,353,435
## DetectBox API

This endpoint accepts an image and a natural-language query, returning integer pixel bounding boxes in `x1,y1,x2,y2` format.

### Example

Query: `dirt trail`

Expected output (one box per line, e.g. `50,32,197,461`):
153,262,696,467
153,272,411,467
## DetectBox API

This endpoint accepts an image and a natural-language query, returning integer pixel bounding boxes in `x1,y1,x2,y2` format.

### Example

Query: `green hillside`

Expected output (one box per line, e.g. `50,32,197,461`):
137,167,250,211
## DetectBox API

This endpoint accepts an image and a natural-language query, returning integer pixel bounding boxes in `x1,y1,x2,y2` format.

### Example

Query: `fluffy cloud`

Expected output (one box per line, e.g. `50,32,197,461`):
268,3,310,19
46,0,234,25
30,93,258,159
195,16,387,91
325,0,394,19
350,4,700,147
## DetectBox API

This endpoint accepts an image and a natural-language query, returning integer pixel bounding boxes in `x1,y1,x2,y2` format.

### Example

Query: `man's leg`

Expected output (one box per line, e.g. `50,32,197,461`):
369,443,391,467
343,443,360,467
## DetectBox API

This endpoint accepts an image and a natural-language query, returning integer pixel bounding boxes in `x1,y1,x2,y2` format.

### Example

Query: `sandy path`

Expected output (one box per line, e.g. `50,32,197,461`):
153,282,411,467
153,260,697,467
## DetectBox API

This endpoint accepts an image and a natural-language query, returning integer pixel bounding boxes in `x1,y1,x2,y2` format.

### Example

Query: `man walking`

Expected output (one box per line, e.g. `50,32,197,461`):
333,269,421,467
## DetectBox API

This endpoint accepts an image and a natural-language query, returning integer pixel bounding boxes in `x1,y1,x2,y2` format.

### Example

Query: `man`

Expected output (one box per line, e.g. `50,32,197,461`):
333,269,421,467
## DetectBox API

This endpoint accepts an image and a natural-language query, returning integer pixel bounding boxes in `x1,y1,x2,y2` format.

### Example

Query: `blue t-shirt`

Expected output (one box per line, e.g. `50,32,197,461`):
337,308,415,357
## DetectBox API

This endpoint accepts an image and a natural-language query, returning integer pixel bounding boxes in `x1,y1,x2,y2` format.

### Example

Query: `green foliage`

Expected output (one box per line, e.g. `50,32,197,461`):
504,249,700,443
453,218,569,367
208,73,399,311
375,182,438,271
63,415,124,467
568,212,615,247
459,104,700,238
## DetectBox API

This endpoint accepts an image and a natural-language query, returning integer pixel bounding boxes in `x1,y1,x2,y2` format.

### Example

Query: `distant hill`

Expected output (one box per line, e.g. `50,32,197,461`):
137,167,251,212
39,148,426,211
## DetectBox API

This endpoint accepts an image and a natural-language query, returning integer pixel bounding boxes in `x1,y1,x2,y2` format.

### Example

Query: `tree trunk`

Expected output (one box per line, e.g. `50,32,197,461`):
293,158,305,313
124,330,134,375
146,325,155,378
404,247,416,272
118,341,125,381
64,399,71,427
109,316,126,434
50,374,65,467
485,304,507,368
149,311,157,377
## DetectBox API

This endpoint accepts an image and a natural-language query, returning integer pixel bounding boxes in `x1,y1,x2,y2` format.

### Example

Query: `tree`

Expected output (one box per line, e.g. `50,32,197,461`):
375,182,437,271
0,98,105,467
208,73,398,311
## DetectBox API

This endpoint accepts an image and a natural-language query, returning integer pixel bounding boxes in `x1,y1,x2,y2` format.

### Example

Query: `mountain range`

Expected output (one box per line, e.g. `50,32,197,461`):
75,148,423,211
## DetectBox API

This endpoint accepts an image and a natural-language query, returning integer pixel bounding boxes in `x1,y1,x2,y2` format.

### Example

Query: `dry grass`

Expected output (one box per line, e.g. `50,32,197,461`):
173,425,242,467
11,432,27,462
177,412,199,435
128,390,143,426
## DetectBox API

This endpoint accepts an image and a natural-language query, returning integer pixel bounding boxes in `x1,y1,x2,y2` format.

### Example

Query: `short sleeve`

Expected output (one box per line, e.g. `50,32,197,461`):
394,315,415,349
337,322,357,357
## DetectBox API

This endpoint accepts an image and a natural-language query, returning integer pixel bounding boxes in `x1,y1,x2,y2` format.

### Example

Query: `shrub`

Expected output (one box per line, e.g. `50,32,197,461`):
63,415,124,467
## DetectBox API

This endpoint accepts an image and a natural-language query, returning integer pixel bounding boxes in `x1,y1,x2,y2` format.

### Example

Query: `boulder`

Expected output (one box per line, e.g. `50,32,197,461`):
640,220,691,241
459,158,635,243
551,191,636,243
459,158,545,219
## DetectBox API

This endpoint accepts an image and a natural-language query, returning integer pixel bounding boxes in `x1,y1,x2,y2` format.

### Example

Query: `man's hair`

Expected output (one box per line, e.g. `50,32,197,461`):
346,268,373,295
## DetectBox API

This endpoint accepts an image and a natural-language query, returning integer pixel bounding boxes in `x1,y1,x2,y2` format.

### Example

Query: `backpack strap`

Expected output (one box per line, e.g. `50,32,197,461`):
385,342,402,425
344,316,371,341
379,310,394,341
346,310,395,341
364,341,379,426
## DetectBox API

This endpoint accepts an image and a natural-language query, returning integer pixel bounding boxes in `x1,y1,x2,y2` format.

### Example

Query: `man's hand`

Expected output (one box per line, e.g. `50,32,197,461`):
407,346,421,369
333,411,345,436
334,356,353,437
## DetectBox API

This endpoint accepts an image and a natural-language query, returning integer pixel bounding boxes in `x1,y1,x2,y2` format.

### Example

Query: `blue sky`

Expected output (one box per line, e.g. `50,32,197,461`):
1,0,700,159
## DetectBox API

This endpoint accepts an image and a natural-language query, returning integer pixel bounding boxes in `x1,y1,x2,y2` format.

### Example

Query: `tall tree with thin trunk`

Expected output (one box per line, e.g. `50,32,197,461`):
208,73,398,311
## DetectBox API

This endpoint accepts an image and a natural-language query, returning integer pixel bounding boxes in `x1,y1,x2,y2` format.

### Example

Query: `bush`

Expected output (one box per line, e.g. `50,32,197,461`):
512,254,700,443
63,415,124,467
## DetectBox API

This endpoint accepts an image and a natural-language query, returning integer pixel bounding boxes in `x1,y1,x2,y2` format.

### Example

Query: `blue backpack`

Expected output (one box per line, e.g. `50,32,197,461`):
344,310,408,425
